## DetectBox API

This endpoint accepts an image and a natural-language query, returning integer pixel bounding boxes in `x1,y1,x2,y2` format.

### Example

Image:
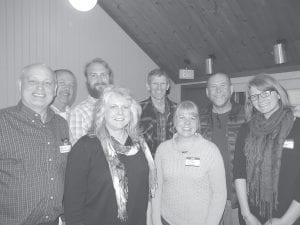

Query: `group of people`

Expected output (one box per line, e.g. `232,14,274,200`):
0,57,300,225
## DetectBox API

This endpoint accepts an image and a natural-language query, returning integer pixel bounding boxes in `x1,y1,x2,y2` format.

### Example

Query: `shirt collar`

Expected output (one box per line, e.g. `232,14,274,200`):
50,104,70,114
150,97,170,115
88,95,99,104
18,100,55,123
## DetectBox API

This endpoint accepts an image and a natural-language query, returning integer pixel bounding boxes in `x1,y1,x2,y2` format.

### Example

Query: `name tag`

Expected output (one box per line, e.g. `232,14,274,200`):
59,145,71,153
185,157,200,167
283,139,294,149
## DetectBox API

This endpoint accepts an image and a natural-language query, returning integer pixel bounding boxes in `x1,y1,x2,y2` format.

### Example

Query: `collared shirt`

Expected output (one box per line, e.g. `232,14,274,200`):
156,106,168,144
140,97,177,156
69,95,98,144
0,101,69,225
50,105,71,122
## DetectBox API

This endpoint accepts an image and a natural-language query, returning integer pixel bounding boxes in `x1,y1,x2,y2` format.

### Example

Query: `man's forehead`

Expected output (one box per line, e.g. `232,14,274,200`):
87,62,108,72
57,72,75,81
24,66,54,80
150,75,168,83
208,74,230,85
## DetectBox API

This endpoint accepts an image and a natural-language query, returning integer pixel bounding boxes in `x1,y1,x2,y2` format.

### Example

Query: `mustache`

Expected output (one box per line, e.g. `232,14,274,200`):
58,90,70,95
93,82,107,86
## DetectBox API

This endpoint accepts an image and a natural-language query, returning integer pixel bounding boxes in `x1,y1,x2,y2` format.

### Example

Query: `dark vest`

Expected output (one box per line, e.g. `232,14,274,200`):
200,102,245,208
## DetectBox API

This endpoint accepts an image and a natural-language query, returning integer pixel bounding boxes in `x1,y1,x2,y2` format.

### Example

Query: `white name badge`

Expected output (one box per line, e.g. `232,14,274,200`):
283,139,294,149
185,157,200,167
59,145,71,153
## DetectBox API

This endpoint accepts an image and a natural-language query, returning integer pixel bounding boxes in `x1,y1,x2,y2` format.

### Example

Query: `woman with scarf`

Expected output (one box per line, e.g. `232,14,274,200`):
64,86,156,225
233,74,300,225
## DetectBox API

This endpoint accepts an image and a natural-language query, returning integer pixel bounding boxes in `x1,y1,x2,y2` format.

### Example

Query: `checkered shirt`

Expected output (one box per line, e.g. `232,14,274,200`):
0,101,69,225
69,95,97,144
140,97,177,156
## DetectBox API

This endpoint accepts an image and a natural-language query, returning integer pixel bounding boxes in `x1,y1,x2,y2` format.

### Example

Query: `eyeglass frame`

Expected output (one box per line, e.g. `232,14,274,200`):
248,89,275,102
86,72,109,79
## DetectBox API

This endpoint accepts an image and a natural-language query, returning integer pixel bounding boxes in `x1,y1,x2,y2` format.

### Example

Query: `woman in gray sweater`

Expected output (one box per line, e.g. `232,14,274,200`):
152,100,226,225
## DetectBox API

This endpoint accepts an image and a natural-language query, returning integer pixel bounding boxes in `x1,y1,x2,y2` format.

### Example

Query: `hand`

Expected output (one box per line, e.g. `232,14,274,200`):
243,213,262,225
264,218,286,225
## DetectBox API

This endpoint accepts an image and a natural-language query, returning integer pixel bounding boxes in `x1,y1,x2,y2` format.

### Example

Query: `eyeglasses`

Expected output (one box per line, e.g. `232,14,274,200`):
249,90,273,102
87,73,109,79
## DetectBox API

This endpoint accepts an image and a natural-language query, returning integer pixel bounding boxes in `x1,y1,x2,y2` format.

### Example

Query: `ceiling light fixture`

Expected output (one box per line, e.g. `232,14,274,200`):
205,55,215,75
68,0,98,12
274,40,287,64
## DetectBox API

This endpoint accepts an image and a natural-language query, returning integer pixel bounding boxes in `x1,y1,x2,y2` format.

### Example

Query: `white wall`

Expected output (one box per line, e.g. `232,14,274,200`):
0,0,178,109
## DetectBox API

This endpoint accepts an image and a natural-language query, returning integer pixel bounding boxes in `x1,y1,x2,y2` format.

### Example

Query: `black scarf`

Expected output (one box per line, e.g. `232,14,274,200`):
244,106,294,219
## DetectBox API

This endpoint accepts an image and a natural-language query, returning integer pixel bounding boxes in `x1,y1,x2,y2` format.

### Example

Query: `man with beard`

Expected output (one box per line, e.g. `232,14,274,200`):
51,69,77,121
200,73,245,225
69,58,114,144
140,68,177,157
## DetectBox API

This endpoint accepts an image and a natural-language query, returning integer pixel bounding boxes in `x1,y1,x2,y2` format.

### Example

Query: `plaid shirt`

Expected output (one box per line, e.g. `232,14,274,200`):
0,102,69,225
140,97,177,156
69,95,97,144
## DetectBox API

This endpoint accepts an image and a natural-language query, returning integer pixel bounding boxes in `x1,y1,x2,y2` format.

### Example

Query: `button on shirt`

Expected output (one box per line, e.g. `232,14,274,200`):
140,97,177,156
0,102,69,225
69,95,98,144
156,107,167,145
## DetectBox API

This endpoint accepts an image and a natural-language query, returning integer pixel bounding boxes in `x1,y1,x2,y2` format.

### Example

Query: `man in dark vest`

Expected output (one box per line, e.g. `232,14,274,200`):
200,72,245,225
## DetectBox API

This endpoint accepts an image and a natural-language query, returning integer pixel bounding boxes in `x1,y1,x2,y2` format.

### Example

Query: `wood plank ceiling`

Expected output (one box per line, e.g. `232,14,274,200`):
99,0,300,83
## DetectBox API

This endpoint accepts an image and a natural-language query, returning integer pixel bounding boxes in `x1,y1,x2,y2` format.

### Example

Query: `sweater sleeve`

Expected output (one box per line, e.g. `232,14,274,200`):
205,145,227,225
233,123,249,180
64,136,99,225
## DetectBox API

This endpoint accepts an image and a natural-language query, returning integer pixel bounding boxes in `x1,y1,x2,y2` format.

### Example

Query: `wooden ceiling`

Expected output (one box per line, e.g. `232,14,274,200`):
99,0,300,84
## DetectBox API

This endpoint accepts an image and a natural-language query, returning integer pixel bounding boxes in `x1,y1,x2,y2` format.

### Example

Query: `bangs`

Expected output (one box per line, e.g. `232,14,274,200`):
177,101,199,117
249,75,274,92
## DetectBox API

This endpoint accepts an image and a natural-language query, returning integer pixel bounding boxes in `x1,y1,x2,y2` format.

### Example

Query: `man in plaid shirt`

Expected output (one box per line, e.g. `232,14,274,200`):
0,63,69,225
69,58,114,144
140,69,177,157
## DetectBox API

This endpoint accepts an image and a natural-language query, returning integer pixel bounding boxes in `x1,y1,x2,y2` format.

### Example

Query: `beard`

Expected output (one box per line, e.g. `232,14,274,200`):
86,82,105,99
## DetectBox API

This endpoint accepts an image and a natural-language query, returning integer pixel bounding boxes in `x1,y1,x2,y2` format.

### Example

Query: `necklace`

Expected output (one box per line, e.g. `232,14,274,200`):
172,133,198,154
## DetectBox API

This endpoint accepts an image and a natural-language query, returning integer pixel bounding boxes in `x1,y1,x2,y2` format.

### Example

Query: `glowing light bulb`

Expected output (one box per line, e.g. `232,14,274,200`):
69,0,97,12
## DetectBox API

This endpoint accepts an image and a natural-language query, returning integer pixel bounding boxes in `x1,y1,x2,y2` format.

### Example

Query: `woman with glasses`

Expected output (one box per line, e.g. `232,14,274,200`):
233,74,300,225
152,101,226,225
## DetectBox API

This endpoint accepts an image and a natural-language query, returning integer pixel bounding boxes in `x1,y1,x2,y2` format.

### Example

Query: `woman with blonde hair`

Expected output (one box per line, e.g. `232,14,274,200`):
234,74,300,225
152,100,226,225
64,86,156,225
